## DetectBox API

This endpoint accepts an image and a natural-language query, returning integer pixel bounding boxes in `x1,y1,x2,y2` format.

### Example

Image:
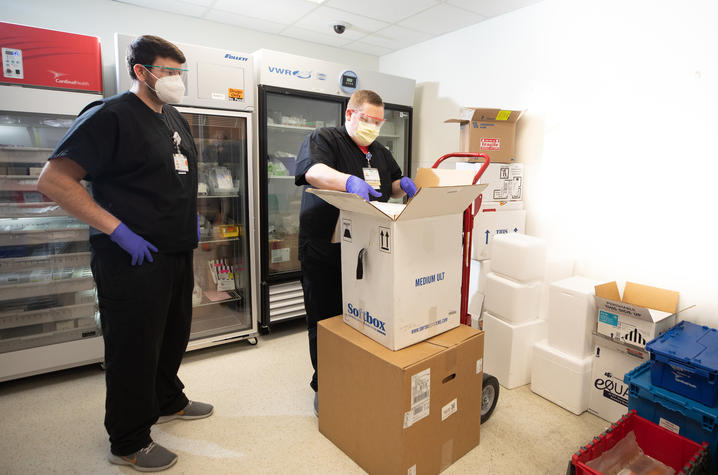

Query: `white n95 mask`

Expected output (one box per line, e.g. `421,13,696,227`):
145,70,185,104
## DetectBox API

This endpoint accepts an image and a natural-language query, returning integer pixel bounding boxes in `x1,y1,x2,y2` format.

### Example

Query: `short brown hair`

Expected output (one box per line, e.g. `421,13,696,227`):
347,90,383,110
126,35,186,80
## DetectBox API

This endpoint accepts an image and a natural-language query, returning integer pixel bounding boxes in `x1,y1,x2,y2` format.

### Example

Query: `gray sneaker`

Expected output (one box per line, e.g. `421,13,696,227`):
157,400,214,424
108,442,177,472
313,392,318,417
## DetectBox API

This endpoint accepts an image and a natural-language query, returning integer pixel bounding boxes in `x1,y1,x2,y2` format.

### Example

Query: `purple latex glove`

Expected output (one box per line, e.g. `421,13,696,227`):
345,175,381,202
400,176,417,198
197,213,201,242
109,222,158,266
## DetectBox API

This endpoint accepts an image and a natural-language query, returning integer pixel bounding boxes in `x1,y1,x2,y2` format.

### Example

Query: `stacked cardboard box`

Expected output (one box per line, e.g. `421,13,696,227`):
483,233,547,389
310,169,488,473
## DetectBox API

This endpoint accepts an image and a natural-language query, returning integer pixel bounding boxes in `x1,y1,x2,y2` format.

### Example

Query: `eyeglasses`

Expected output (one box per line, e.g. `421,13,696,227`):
349,109,386,127
142,64,188,78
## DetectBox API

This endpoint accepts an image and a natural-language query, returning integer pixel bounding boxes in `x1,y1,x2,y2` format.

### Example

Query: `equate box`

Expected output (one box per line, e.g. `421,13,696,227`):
308,168,486,350
594,281,679,349
444,108,524,163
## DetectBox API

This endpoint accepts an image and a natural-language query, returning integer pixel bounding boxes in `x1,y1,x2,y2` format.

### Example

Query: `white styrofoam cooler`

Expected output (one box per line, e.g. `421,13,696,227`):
547,276,602,359
308,179,485,350
530,340,593,415
490,233,546,282
485,272,541,324
483,311,546,389
539,254,575,319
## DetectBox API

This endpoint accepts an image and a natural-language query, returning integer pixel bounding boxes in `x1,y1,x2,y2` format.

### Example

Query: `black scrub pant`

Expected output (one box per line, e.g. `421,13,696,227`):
90,241,193,456
299,241,342,392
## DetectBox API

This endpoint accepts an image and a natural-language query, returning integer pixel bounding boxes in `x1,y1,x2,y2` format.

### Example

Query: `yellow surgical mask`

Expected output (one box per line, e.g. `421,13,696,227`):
354,121,381,146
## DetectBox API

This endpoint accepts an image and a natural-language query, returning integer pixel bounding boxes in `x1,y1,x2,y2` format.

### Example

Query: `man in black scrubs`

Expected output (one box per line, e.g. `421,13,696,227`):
37,35,212,472
295,90,417,415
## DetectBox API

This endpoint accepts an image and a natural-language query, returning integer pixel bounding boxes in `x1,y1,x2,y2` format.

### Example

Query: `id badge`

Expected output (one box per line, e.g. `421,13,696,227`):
362,167,381,189
173,153,189,174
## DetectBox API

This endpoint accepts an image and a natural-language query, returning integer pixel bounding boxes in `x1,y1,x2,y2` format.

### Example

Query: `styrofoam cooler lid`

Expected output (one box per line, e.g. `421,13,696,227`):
551,275,601,295
534,340,592,372
646,321,718,374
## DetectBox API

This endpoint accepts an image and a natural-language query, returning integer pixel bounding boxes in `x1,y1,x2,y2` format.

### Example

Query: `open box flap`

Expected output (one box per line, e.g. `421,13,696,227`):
395,184,486,221
595,282,621,301
415,168,476,187
306,188,390,220
623,282,679,314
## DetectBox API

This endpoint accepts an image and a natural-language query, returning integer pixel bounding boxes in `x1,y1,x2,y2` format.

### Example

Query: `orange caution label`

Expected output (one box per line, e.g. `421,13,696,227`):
228,88,244,100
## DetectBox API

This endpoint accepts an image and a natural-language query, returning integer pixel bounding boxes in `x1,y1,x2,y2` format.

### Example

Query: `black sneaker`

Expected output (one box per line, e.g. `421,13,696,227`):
108,442,177,472
157,400,214,424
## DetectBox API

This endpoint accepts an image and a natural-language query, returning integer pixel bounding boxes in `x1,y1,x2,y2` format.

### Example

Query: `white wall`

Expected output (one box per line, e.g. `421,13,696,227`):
3,0,378,96
380,0,718,325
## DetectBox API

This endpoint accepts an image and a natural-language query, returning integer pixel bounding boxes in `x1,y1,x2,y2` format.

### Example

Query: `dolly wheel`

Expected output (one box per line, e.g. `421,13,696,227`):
481,373,499,423
248,337,258,346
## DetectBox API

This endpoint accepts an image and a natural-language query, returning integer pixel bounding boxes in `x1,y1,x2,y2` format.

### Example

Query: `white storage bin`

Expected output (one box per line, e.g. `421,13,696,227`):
530,340,593,415
485,272,541,324
490,233,546,282
547,276,601,359
483,311,546,389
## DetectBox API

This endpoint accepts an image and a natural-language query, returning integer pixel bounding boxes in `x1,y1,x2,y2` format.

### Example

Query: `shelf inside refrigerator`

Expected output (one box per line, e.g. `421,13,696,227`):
0,146,55,164
0,271,94,301
0,317,100,354
0,302,97,330
0,175,39,191
0,251,90,273
267,123,315,132
190,302,252,341
0,217,89,246
0,202,68,218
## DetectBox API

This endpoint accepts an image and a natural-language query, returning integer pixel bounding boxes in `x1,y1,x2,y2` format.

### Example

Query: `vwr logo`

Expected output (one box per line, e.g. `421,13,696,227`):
267,66,311,79
224,53,248,62
347,303,386,335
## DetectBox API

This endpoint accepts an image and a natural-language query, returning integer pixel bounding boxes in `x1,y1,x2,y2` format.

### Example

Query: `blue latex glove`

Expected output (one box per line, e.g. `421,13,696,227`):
109,222,158,266
197,213,201,242
345,175,381,202
400,176,418,198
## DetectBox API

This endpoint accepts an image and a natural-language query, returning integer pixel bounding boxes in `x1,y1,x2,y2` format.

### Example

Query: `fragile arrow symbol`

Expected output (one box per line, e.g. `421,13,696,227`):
484,230,490,244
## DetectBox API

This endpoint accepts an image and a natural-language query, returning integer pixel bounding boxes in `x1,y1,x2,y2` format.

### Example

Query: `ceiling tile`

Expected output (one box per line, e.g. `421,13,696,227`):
295,5,390,36
325,0,439,24
342,40,394,57
281,26,354,48
117,0,207,17
399,3,486,37
360,25,433,50
212,0,318,25
204,9,287,34
445,0,541,18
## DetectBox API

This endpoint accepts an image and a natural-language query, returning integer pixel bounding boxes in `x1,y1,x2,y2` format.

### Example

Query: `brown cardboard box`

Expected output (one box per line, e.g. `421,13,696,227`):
268,232,298,273
445,108,524,163
318,316,484,474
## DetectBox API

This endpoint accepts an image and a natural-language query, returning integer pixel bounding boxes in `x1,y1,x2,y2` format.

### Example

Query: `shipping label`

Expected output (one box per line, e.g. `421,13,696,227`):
441,398,458,421
480,138,501,151
404,368,430,428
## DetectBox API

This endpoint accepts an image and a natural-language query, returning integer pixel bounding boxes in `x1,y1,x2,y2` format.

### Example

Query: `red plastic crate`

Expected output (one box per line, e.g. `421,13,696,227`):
568,410,709,475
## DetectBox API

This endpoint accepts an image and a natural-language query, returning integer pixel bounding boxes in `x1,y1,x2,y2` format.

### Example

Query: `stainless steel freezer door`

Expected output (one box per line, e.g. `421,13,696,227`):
175,107,258,348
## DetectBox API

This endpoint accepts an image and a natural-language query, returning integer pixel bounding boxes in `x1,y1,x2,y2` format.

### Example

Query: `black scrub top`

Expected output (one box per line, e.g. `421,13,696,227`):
50,92,198,252
295,126,402,254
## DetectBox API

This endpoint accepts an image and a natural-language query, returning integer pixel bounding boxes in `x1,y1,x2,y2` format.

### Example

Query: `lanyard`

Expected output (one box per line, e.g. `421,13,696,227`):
365,152,372,167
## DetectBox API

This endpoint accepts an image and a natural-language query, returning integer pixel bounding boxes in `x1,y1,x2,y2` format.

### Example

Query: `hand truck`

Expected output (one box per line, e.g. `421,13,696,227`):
431,152,499,423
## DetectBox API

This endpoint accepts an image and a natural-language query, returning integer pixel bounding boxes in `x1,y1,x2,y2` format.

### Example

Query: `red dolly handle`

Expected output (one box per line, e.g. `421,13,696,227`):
431,152,490,326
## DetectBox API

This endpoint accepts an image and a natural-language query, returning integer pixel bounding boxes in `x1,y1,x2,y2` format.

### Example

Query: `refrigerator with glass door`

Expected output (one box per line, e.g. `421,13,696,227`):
0,22,104,382
115,34,258,349
253,50,415,332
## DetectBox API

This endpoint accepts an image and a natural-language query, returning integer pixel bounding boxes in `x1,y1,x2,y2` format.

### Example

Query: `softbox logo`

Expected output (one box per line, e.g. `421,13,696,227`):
347,303,386,335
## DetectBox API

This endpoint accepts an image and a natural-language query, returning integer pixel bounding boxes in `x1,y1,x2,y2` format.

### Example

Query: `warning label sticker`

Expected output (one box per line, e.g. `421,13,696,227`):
480,138,501,151
228,88,244,101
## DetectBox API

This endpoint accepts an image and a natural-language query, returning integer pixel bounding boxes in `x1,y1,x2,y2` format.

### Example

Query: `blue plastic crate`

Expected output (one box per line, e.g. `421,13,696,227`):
626,361,718,473
646,321,718,407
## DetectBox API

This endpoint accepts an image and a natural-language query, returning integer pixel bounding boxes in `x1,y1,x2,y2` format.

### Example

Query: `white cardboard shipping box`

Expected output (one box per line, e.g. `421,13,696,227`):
308,170,485,350
456,162,524,202
472,206,526,260
588,335,648,422
594,281,679,349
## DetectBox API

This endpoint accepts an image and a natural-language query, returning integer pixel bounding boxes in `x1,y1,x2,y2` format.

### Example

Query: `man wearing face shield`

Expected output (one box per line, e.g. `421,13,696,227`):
37,35,211,472
295,90,418,416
